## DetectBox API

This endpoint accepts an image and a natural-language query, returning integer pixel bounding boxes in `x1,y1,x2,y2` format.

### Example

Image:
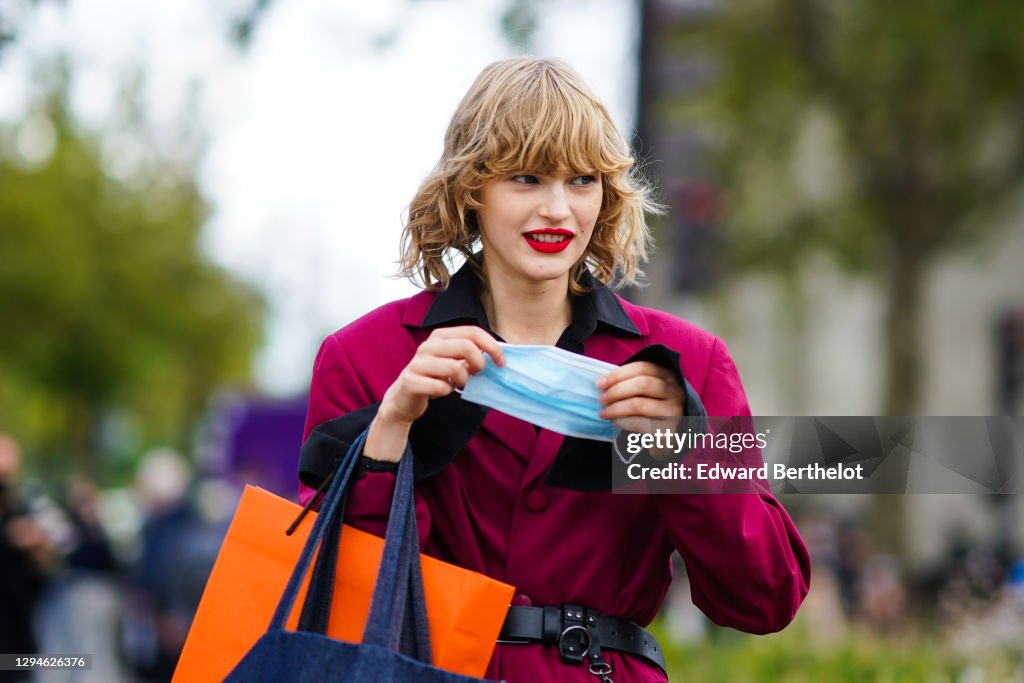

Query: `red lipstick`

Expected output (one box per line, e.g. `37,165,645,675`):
523,228,574,254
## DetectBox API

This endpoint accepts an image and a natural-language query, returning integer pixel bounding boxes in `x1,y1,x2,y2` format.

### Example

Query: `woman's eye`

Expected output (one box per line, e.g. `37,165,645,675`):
511,174,539,184
572,175,598,185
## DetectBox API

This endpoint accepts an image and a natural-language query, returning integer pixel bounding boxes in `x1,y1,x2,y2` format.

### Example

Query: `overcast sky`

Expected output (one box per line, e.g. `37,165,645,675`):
0,0,638,394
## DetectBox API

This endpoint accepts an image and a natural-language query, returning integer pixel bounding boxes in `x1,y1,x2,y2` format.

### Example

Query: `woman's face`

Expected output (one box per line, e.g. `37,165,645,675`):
476,170,603,288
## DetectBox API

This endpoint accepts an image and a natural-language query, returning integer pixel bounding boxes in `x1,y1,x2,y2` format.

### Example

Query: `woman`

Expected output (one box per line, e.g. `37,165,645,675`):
299,57,810,682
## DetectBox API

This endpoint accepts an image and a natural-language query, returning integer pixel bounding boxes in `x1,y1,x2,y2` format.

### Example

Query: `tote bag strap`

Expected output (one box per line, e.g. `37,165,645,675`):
296,490,348,634
267,432,433,665
359,443,432,662
295,442,423,648
396,492,432,662
267,429,364,631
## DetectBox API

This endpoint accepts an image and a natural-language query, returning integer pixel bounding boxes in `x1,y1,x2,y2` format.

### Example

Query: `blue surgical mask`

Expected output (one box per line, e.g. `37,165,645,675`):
459,343,618,442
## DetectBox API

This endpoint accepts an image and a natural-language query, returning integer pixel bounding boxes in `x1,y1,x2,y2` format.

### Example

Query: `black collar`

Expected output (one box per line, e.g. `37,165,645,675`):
419,259,640,351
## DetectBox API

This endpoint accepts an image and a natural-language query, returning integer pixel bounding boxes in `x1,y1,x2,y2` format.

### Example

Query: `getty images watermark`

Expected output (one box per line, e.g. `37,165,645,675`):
619,427,864,483
606,417,1024,494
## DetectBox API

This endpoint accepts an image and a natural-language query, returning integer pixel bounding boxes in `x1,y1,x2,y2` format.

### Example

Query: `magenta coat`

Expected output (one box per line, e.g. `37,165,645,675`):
298,266,810,682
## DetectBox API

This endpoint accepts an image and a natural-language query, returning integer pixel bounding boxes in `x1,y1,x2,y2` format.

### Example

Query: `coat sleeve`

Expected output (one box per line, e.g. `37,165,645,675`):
654,337,811,634
299,334,431,546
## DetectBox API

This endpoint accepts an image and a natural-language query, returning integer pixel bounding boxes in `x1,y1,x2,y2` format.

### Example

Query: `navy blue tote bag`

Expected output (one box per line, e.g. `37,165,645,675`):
225,431,502,682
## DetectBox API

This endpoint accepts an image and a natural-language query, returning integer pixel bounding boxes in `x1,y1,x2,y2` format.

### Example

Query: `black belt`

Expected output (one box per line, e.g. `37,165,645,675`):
497,605,666,678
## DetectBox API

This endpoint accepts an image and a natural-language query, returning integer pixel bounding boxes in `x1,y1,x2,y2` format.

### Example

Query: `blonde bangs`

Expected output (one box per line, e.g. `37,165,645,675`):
475,68,633,179
401,57,661,293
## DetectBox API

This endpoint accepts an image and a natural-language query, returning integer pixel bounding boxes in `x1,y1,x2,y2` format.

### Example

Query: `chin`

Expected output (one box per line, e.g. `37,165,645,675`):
521,260,573,282
529,270,569,283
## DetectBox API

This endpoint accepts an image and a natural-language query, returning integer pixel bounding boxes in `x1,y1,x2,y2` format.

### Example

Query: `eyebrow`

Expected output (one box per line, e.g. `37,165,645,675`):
510,169,600,177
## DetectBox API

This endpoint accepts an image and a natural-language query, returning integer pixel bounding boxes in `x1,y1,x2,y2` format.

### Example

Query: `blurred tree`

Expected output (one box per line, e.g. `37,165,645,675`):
500,0,539,50
228,0,539,52
0,0,50,59
671,0,1024,415
0,73,264,475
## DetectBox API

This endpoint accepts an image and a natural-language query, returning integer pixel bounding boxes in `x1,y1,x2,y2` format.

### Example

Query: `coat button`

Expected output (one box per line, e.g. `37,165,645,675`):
525,490,547,511
512,593,532,607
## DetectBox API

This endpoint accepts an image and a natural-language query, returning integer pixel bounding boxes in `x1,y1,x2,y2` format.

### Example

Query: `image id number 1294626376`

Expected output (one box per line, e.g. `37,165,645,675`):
0,655,92,671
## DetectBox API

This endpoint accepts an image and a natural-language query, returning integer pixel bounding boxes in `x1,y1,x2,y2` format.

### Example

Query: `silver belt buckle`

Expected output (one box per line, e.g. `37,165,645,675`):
558,623,591,663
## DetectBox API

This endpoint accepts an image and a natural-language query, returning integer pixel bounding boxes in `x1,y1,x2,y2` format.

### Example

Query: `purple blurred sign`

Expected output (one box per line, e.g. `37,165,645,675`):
201,394,308,499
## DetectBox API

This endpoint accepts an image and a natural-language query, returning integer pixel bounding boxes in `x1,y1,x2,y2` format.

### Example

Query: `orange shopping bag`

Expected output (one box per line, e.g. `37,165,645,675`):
173,485,514,682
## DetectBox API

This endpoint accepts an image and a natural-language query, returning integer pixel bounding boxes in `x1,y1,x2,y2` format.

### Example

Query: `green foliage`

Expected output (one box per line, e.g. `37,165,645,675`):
500,0,540,50
664,0,1024,414
650,620,1021,682
675,0,1024,273
0,87,264,478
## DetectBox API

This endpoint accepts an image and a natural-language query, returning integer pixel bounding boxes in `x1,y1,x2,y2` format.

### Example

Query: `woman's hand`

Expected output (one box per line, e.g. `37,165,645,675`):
597,361,685,426
597,361,686,461
365,326,505,462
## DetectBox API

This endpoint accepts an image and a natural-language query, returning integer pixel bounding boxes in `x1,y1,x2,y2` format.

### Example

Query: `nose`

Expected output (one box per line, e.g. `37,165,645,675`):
538,182,571,223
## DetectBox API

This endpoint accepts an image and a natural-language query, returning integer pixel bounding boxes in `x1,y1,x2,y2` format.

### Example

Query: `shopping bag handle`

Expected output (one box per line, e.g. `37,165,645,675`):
293,440,424,652
295,436,432,662
267,428,433,665
267,428,364,631
295,483,348,634
358,441,432,662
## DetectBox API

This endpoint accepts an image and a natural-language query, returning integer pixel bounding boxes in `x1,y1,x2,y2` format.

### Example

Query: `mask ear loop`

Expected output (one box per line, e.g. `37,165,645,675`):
447,375,464,395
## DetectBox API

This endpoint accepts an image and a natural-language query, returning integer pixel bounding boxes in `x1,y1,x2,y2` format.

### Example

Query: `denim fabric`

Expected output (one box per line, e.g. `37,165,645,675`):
226,431,500,682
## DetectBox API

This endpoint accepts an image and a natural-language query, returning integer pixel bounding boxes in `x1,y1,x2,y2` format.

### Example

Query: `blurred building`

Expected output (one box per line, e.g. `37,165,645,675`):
634,0,1024,570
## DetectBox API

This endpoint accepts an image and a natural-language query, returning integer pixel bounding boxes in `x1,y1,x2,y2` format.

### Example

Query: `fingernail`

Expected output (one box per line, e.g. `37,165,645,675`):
595,378,607,389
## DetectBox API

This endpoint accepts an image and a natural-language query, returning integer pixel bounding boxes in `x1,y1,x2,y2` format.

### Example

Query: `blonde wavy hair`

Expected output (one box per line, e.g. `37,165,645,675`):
399,56,661,294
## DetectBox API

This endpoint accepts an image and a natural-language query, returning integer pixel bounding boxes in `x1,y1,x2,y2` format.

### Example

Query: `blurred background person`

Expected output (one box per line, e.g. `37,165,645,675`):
122,448,193,682
0,433,55,683
36,474,126,683
122,448,221,683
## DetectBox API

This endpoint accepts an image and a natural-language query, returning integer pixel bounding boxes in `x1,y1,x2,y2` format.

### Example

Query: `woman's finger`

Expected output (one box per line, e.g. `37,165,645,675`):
419,337,489,373
599,396,680,420
597,361,674,390
404,374,456,398
431,326,505,366
599,374,676,405
408,356,470,387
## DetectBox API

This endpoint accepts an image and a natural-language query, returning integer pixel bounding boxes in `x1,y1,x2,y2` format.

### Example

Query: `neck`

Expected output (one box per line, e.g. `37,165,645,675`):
480,264,572,346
